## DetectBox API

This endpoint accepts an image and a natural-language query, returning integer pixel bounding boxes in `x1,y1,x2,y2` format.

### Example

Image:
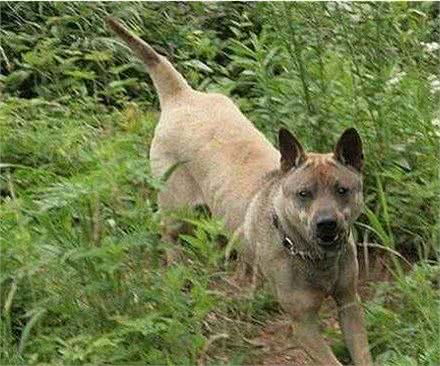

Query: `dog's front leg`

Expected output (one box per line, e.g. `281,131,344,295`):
290,312,343,366
335,291,373,366
274,278,342,365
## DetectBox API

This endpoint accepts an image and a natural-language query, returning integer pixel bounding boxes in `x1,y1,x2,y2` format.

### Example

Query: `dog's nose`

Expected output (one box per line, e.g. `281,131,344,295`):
317,218,337,233
316,218,338,244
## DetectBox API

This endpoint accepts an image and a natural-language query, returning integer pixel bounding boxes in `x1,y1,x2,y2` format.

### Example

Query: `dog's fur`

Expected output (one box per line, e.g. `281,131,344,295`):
107,17,373,366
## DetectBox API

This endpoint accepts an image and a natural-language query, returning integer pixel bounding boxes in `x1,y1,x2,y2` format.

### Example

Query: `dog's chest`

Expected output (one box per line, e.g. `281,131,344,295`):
306,256,341,293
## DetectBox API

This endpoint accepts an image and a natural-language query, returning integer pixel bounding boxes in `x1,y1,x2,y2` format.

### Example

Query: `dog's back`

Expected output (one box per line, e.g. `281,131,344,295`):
107,18,279,232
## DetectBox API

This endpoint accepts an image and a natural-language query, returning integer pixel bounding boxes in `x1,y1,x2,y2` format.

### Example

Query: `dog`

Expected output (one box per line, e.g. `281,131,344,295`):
106,17,373,366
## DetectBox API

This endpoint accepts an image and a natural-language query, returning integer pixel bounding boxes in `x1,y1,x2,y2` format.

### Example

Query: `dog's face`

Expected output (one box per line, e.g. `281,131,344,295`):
278,128,364,250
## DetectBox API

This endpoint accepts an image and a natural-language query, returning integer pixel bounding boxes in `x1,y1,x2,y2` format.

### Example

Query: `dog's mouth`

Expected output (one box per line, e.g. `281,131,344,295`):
316,233,343,249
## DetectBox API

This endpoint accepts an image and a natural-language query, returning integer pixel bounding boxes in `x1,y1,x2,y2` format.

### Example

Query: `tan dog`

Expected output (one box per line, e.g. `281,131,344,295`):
107,18,373,366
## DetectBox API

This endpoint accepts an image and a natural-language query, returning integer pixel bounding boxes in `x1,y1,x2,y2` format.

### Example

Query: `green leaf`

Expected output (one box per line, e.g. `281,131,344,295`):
4,70,32,89
63,70,96,80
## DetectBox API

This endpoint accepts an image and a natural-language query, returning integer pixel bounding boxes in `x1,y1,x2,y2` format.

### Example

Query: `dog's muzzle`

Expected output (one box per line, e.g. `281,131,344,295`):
316,218,342,248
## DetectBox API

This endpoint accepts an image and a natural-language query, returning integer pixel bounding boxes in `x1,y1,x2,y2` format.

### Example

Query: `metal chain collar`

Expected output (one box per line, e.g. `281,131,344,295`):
272,213,323,261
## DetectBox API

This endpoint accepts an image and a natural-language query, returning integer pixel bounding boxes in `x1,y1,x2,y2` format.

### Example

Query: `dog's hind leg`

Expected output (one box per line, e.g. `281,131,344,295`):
151,140,205,240
155,163,205,263
160,168,204,233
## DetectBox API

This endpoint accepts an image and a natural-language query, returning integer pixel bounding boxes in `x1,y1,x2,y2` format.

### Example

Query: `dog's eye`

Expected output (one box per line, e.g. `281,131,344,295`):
337,187,349,195
298,190,312,199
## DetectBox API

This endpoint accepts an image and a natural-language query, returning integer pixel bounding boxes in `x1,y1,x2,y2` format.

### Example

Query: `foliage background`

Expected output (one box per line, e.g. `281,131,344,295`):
1,2,439,365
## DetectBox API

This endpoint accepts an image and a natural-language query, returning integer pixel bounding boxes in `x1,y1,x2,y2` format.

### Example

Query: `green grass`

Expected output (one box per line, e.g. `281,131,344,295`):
1,2,439,365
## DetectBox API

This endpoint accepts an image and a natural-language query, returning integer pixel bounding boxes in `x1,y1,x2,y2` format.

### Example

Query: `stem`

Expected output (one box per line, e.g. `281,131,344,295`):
280,2,314,116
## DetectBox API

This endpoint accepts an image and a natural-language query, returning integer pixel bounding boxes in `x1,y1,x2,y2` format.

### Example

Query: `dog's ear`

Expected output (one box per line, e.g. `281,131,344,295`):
334,128,363,172
278,128,306,173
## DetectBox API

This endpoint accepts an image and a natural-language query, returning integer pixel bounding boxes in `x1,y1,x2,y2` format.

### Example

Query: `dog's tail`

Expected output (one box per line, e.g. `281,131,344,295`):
106,17,191,105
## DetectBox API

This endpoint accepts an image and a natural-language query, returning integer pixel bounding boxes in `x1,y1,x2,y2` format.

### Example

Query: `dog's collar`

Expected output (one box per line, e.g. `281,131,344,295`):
272,213,323,261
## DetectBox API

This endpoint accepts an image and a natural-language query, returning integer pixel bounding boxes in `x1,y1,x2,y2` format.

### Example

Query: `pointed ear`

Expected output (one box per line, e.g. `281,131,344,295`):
334,128,363,172
278,128,306,173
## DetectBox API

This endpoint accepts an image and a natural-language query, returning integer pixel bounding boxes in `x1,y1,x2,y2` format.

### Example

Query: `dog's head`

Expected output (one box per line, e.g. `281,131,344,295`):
277,128,363,251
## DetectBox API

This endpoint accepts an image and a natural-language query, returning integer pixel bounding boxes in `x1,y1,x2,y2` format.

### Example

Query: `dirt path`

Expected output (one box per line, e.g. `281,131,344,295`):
251,316,315,365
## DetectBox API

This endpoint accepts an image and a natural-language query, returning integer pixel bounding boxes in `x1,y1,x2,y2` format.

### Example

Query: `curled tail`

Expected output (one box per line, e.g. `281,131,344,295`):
106,17,191,105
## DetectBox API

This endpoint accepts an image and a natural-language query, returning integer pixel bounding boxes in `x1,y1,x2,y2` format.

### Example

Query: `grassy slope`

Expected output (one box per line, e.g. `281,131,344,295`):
1,2,439,365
